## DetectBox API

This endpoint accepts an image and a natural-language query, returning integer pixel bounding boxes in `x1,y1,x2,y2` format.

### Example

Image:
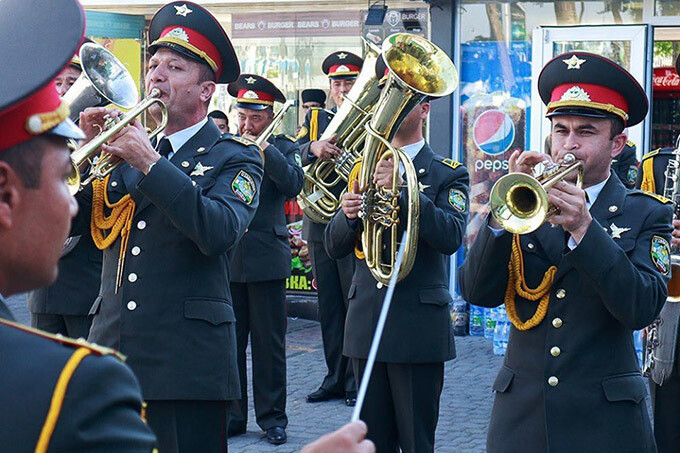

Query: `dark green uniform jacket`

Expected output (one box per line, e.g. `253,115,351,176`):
323,144,469,362
74,120,263,401
459,172,672,453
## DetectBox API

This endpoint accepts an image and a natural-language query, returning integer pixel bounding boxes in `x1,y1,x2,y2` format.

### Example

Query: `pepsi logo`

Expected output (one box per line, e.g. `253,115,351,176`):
473,109,515,156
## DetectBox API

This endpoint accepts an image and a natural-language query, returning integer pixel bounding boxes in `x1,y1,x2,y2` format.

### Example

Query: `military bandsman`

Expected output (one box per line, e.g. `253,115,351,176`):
460,52,672,453
297,50,364,406
226,73,304,444
75,2,264,451
0,0,156,450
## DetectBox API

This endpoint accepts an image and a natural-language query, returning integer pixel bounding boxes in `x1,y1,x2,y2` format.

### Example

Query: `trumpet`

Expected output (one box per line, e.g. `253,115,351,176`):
489,153,583,234
254,99,296,148
67,88,167,194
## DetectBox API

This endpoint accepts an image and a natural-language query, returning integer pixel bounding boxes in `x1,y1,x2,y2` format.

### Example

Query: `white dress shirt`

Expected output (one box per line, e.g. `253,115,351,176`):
156,117,208,160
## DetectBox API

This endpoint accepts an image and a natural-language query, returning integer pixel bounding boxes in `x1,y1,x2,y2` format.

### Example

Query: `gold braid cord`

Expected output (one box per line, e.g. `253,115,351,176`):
504,234,556,331
91,175,136,292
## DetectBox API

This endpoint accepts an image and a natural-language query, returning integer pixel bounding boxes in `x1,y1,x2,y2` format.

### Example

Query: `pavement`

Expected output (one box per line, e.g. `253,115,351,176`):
5,292,502,452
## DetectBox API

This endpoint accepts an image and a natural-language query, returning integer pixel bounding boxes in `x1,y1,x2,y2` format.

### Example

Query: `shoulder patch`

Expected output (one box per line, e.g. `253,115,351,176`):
440,158,462,170
232,170,257,205
651,235,671,275
626,141,635,148
0,318,126,360
448,188,467,212
296,125,308,140
630,190,673,204
225,135,257,148
641,148,661,161
284,134,297,143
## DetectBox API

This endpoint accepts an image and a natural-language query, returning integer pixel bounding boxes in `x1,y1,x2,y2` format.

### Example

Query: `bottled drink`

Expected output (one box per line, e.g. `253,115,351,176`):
469,305,485,337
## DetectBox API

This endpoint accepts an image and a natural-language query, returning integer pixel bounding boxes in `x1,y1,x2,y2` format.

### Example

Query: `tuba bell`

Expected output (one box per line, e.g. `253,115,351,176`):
489,153,583,235
297,39,382,224
358,33,458,284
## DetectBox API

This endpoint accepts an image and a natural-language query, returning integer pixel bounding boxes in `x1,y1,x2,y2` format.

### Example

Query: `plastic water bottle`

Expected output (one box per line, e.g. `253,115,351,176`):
451,300,469,336
469,305,485,337
500,320,510,354
484,308,497,340
493,317,505,355
633,330,643,369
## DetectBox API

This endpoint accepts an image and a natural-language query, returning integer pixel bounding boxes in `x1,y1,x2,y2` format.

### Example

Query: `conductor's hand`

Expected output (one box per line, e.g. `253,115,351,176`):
672,219,680,248
547,180,592,243
373,157,403,189
342,180,363,220
310,134,341,161
508,150,552,175
100,119,159,175
301,421,375,453
79,107,122,142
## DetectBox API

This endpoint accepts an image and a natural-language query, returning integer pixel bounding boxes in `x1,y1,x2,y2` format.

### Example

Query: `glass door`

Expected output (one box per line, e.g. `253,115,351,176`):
531,25,650,157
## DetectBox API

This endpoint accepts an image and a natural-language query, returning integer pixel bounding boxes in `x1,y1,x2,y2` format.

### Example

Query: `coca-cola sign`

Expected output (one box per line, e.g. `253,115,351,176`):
653,67,680,92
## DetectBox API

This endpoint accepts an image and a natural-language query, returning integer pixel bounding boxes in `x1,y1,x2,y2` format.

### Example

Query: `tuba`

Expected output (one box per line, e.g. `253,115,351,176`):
254,99,296,148
358,33,458,284
297,39,382,224
489,153,583,234
643,138,680,384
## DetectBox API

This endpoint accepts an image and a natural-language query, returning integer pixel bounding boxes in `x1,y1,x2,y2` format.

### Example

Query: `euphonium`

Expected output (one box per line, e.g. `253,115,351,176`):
67,88,167,194
297,39,382,224
489,153,583,235
358,33,458,284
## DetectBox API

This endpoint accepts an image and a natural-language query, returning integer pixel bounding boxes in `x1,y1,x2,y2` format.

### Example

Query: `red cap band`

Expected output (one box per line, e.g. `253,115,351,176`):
157,25,223,80
237,89,275,105
0,80,64,151
328,63,361,77
548,82,629,121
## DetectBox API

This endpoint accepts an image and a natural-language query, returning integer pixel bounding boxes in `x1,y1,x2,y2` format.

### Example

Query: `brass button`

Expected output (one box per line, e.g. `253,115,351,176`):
609,205,618,213
527,243,534,249
556,289,566,299
418,168,425,174
137,220,147,230
128,273,138,283
377,282,383,289
131,246,141,256
197,147,205,153
111,181,118,187
550,346,561,357
192,181,197,186
548,376,559,387
552,317,563,328
245,228,249,233
127,301,137,311
182,161,190,168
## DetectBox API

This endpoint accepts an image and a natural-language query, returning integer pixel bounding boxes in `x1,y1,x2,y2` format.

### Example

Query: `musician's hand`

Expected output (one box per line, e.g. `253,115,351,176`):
79,107,122,142
547,180,592,243
342,180,363,220
672,219,680,248
509,150,552,175
100,119,159,175
242,131,268,149
374,157,403,189
301,421,375,453
310,134,341,160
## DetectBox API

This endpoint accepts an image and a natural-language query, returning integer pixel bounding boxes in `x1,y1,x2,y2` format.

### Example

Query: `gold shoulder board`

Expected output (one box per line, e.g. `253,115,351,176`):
284,134,297,142
0,318,126,360
441,158,461,170
641,148,661,162
626,141,635,148
226,135,257,148
631,190,672,204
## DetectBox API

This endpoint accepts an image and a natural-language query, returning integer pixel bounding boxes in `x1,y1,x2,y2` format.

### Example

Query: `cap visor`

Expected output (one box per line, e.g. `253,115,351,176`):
49,118,85,141
236,102,269,111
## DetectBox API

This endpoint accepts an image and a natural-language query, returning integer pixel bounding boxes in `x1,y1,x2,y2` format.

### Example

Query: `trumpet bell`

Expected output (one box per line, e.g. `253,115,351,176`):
62,42,139,121
490,173,550,235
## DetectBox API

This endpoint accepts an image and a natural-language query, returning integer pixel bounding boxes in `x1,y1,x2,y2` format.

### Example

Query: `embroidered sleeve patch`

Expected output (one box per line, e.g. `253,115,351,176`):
232,170,256,205
448,188,467,212
294,153,302,166
651,235,671,275
626,165,638,186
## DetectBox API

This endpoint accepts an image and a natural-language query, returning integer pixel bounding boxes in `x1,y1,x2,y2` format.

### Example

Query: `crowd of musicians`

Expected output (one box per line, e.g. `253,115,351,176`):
1,0,680,452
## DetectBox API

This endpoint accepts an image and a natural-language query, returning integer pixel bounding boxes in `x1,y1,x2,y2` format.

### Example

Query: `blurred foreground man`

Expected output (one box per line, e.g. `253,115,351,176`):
460,52,672,453
0,0,156,451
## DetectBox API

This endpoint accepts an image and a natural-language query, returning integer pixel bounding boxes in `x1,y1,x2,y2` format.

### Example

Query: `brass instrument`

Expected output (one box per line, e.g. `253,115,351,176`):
643,137,680,383
62,42,139,122
489,153,583,235
359,33,458,284
67,88,167,194
254,99,296,148
297,39,382,224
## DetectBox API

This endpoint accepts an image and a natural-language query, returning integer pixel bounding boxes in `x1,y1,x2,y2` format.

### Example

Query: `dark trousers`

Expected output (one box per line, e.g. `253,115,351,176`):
30,313,91,339
352,358,444,453
309,240,356,395
229,280,288,431
145,400,229,453
651,368,680,453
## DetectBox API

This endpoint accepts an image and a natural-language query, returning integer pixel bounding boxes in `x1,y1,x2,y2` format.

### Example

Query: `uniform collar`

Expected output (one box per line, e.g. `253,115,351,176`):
400,139,425,161
158,117,208,154
584,174,609,210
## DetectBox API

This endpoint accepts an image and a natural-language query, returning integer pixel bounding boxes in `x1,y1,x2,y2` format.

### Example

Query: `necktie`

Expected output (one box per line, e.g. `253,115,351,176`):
156,137,172,159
